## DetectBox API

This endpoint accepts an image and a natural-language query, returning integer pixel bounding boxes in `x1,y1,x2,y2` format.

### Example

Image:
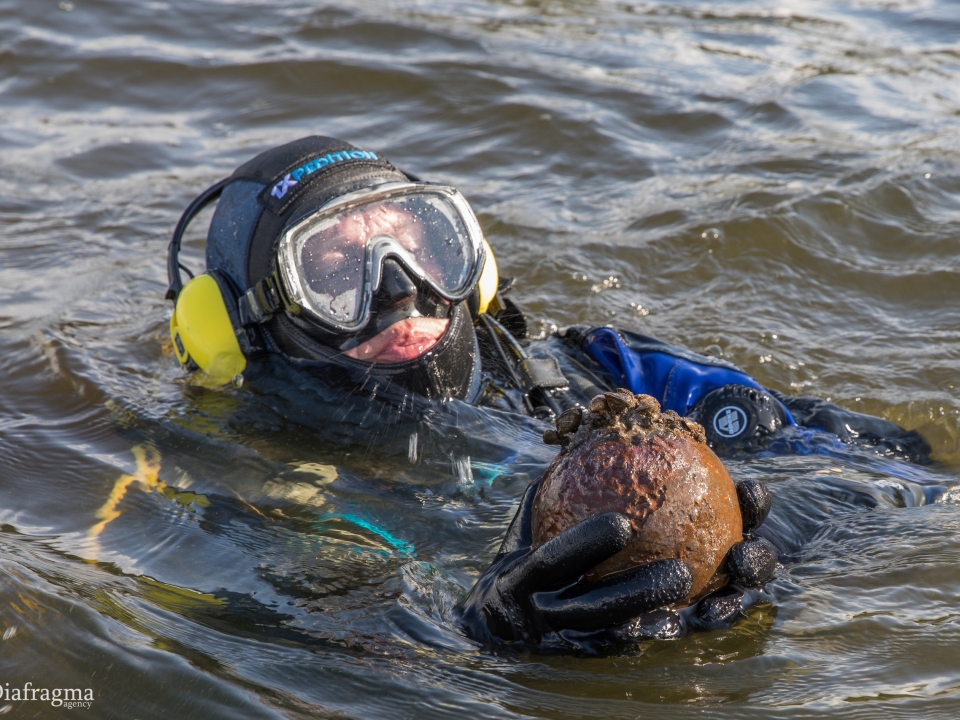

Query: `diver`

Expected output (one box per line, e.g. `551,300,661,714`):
165,135,933,649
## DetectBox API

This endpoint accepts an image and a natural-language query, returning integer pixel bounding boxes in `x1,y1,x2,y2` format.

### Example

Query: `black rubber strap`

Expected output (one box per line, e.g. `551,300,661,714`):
237,273,287,326
166,178,230,301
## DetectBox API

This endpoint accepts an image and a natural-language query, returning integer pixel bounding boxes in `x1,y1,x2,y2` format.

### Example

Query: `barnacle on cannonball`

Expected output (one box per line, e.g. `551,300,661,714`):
532,390,743,606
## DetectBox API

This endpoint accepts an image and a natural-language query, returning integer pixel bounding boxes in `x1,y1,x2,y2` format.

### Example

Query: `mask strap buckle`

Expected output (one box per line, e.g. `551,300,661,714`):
238,273,287,325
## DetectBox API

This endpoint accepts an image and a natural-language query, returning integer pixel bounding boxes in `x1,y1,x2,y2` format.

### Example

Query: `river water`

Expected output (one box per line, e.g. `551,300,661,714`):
2,0,960,717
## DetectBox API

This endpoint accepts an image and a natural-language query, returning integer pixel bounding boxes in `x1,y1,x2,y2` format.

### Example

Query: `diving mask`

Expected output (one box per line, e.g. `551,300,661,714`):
242,182,486,334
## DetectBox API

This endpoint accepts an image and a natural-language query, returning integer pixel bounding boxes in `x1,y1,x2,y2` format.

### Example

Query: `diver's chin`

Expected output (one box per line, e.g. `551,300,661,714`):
343,317,449,364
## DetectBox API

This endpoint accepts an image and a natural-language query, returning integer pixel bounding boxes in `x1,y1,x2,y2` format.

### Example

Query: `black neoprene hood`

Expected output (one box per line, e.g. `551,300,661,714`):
207,135,412,293
203,135,483,402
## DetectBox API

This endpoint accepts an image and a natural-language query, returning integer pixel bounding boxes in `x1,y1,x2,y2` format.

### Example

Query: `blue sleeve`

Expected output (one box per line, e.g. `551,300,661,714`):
580,327,795,424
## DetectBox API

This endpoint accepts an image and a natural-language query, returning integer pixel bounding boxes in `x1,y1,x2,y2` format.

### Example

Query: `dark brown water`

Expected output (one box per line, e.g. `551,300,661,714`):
2,0,960,717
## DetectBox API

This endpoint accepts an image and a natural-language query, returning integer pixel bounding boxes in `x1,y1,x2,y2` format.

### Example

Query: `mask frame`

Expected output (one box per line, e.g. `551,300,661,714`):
274,181,486,334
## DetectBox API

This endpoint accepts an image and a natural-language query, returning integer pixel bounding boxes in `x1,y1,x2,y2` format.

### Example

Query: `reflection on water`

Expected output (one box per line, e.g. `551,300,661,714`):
1,0,960,717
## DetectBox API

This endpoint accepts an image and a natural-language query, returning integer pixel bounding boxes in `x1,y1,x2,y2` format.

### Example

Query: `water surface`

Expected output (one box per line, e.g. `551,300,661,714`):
1,0,960,717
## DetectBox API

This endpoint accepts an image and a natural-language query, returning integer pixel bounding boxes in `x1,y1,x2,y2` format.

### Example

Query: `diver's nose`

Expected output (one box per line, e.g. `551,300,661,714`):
376,259,418,308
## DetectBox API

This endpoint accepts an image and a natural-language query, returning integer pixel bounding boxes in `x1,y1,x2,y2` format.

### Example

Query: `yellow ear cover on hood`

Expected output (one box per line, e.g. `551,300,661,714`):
169,274,246,383
477,237,499,315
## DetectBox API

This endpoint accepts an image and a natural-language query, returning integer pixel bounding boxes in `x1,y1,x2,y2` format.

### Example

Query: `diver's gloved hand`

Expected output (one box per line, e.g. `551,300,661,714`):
457,478,693,646
771,391,933,465
690,478,779,630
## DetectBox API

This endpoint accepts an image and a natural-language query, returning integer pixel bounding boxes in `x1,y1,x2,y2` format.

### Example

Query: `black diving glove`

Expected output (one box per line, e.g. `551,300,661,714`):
604,478,780,642
457,478,693,646
686,478,779,631
772,392,932,465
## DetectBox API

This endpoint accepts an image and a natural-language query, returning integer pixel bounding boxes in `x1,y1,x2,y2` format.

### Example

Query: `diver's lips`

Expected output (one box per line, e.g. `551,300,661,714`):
343,317,449,363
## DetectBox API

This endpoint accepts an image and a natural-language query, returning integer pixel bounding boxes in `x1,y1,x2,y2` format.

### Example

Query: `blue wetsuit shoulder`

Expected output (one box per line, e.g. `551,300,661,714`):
572,326,795,423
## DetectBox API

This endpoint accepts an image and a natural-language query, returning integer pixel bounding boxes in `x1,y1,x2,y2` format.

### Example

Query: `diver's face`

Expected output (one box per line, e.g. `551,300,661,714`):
342,261,451,364
338,204,421,253
321,204,451,364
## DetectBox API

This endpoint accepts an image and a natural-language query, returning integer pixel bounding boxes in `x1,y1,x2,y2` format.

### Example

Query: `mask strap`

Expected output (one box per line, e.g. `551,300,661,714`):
237,272,292,326
166,177,231,301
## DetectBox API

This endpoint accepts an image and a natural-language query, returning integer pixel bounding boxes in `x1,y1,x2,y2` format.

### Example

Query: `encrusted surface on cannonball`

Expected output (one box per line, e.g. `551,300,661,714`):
532,391,743,606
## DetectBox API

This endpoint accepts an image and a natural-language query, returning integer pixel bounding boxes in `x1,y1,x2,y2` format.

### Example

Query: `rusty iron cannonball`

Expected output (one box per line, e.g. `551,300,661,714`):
534,390,743,606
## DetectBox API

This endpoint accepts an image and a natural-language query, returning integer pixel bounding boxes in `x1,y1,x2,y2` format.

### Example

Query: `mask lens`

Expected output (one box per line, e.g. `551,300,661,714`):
286,185,481,330
378,194,471,291
297,215,366,324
